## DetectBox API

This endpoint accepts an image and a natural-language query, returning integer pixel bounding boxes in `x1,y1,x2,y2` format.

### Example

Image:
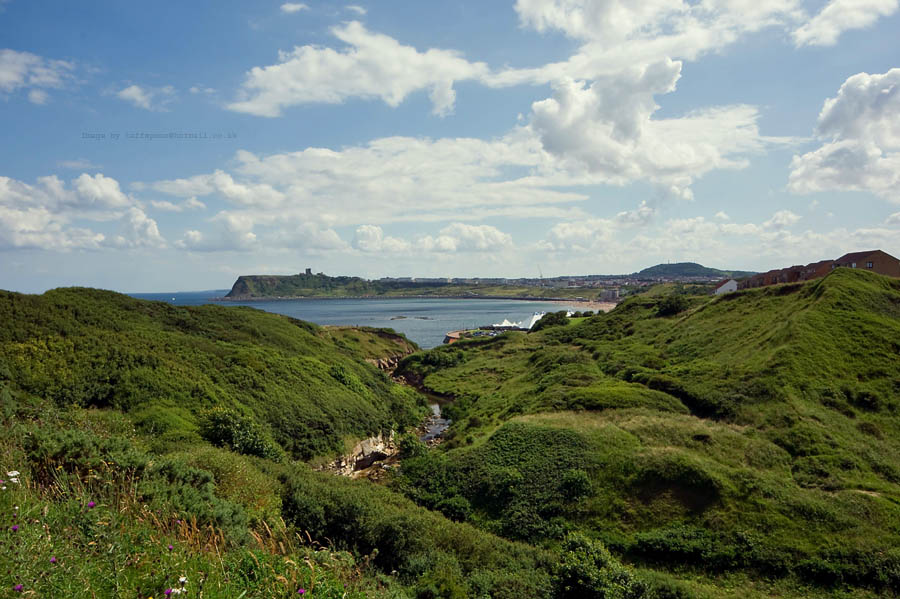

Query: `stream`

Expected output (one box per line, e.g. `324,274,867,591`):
421,403,452,442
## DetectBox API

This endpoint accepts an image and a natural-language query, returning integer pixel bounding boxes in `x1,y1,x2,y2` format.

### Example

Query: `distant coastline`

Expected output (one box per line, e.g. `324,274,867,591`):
216,294,618,309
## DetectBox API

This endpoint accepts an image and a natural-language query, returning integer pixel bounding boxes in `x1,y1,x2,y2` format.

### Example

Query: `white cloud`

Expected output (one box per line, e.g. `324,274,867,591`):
227,21,489,117
538,218,614,252
143,134,585,234
353,225,411,253
0,173,164,250
793,0,898,47
789,68,900,202
189,85,216,94
0,49,74,101
176,212,258,252
346,5,367,15
886,212,900,225
27,89,48,104
150,197,206,212
763,209,801,229
115,84,176,111
72,173,132,212
528,67,771,199
58,158,101,170
108,207,166,248
417,223,513,252
280,2,308,13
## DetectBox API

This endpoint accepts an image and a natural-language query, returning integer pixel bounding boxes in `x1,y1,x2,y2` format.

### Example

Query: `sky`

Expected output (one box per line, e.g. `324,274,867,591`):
1,0,899,293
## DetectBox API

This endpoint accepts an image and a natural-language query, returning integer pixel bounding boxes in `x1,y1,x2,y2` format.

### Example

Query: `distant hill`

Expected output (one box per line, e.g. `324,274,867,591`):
636,262,756,279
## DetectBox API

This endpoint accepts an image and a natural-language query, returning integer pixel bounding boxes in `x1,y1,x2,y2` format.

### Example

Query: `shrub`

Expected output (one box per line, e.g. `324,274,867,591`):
656,296,688,317
555,533,648,598
198,408,284,461
531,311,569,332
560,469,593,502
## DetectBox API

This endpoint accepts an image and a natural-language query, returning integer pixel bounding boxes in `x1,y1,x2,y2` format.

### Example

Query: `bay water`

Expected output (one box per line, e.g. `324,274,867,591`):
130,291,582,349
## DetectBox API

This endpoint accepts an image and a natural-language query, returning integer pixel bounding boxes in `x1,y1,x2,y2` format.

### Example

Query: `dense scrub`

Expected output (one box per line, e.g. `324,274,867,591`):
394,269,900,595
0,287,426,460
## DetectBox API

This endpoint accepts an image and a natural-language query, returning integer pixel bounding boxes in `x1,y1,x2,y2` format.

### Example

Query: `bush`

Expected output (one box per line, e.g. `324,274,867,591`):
656,296,688,317
555,533,648,598
531,311,569,332
198,408,284,461
560,469,593,502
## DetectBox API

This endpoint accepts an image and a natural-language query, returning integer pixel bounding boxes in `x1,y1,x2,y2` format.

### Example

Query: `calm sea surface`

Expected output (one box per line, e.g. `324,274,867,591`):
130,291,582,349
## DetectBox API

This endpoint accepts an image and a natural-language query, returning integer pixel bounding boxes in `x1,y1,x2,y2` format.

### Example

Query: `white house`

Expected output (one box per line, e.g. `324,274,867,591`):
713,279,738,295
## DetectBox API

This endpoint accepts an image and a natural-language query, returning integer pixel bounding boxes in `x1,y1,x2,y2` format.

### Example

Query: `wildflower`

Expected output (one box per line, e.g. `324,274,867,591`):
178,576,187,585
14,584,23,592
167,544,174,551
164,589,173,597
298,589,306,595
11,525,19,532
87,501,96,509
7,471,19,484
50,557,57,564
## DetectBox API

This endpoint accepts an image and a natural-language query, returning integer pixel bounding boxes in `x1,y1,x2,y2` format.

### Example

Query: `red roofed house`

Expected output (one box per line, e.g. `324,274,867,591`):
831,250,900,278
713,279,738,295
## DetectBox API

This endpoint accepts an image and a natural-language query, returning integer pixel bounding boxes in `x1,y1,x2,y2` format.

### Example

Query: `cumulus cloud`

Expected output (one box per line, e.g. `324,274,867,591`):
538,218,615,252
0,173,164,250
141,134,584,234
528,66,771,199
0,49,74,102
763,209,801,229
417,223,513,252
227,21,489,117
353,225,411,253
115,84,176,111
280,2,308,13
150,197,206,212
793,0,898,46
789,68,900,202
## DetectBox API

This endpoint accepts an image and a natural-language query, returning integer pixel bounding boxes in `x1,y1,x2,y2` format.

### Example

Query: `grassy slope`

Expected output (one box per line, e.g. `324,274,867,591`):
0,287,425,460
0,289,566,598
395,269,900,594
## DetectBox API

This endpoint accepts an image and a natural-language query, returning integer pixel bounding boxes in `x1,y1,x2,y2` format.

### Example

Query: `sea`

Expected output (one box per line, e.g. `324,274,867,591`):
129,291,583,349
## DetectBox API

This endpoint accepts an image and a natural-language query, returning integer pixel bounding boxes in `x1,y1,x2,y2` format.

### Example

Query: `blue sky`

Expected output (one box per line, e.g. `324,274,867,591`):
1,0,899,292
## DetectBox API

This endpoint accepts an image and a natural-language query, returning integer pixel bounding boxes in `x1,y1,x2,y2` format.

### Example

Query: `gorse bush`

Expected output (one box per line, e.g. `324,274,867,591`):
198,407,284,461
531,310,570,332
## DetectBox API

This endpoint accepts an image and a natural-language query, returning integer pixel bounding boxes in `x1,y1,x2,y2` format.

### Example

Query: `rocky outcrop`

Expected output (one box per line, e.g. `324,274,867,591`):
366,355,405,371
321,432,398,478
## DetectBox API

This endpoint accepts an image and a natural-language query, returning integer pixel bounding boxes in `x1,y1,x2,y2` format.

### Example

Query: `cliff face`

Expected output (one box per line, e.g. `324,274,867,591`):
226,275,254,298
224,273,375,298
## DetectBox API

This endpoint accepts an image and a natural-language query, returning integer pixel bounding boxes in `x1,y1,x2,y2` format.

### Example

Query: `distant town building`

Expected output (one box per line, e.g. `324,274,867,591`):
305,268,312,275
832,250,900,278
738,249,900,290
713,279,738,295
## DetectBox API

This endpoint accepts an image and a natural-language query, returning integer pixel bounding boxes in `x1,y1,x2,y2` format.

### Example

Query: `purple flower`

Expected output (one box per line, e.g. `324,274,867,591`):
14,584,23,592
87,501,95,509
298,589,306,595
50,556,57,564
168,544,174,551
11,525,18,532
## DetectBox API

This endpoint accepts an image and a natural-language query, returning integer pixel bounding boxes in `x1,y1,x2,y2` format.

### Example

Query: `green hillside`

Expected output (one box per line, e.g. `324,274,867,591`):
3,274,899,597
395,268,900,595
0,287,424,460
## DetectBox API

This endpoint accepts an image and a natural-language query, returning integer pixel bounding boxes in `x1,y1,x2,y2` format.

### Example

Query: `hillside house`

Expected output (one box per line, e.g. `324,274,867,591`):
713,279,738,295
832,250,900,278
